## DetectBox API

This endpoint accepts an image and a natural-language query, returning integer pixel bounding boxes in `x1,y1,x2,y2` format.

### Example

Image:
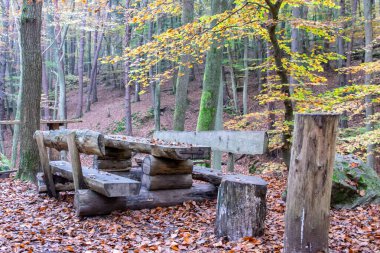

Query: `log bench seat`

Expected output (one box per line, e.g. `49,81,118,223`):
49,161,140,197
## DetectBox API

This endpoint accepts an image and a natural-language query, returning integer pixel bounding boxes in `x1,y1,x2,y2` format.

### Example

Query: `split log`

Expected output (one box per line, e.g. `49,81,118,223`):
37,173,74,193
49,161,141,197
142,174,193,190
126,183,217,210
95,158,132,172
284,113,339,253
192,166,223,186
74,183,217,216
34,129,105,156
142,155,193,175
154,130,268,155
74,190,126,216
104,135,210,160
215,175,267,241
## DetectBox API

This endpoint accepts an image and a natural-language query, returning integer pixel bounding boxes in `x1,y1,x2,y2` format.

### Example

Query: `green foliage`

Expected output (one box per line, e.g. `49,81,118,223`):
65,75,90,90
0,153,11,172
332,155,380,208
108,110,155,134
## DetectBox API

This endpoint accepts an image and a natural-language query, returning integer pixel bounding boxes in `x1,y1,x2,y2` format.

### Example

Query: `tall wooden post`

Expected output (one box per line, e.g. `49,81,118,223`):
67,132,86,190
284,113,339,253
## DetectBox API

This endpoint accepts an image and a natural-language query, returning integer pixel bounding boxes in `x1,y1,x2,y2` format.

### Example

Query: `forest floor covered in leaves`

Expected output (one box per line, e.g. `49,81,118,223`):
0,173,379,253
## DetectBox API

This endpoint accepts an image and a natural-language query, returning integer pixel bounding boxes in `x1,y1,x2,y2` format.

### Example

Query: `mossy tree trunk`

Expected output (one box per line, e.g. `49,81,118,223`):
17,0,43,181
196,0,229,131
173,0,194,131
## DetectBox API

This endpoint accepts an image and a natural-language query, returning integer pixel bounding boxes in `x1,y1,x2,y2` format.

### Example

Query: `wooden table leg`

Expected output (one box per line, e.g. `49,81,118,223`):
47,123,62,161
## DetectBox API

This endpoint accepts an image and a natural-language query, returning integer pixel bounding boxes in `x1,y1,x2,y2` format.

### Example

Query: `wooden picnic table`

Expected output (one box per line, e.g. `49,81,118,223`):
0,119,82,130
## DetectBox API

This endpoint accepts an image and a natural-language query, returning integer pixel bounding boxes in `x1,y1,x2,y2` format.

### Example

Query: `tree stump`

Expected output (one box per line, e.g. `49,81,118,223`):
215,175,267,241
284,113,339,253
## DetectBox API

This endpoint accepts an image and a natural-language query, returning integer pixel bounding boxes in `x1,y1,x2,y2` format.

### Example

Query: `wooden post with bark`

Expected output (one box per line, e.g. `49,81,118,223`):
284,113,340,253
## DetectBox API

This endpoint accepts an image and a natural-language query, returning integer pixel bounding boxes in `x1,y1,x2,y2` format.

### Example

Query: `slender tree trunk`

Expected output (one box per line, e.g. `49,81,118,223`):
212,69,224,170
17,0,43,181
76,13,86,118
227,46,239,114
124,0,133,136
364,0,375,168
346,0,358,85
243,37,249,115
87,31,92,78
337,0,347,89
289,6,301,96
265,0,293,168
173,0,194,130
197,0,229,131
267,42,275,131
54,0,67,120
86,31,104,112
10,0,21,167
92,12,100,104
0,0,10,154
257,38,263,92
42,59,49,119
154,16,164,132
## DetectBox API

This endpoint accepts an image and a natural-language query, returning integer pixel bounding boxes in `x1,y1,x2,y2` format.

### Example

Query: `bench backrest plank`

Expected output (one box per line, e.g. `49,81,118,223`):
154,131,268,155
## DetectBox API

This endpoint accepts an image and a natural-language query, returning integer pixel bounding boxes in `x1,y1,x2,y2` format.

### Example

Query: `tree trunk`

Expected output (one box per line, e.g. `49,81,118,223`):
289,6,301,96
76,13,86,118
0,0,10,154
124,0,133,135
243,37,249,115
284,113,339,253
227,46,239,114
54,0,67,120
346,0,358,85
196,0,228,131
364,0,375,168
266,42,275,131
173,0,194,131
265,1,293,169
17,0,43,181
86,31,104,112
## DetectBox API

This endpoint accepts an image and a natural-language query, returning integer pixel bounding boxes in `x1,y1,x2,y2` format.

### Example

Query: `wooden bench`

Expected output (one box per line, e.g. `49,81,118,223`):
154,130,268,171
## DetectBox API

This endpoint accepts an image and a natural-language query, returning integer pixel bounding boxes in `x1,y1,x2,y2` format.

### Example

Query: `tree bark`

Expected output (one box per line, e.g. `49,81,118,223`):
76,12,86,118
173,0,194,131
54,0,67,120
243,37,249,115
364,0,375,169
289,5,301,96
265,0,293,169
0,0,10,154
124,0,133,135
284,113,339,253
227,46,239,114
17,0,43,181
196,0,229,130
215,175,267,240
